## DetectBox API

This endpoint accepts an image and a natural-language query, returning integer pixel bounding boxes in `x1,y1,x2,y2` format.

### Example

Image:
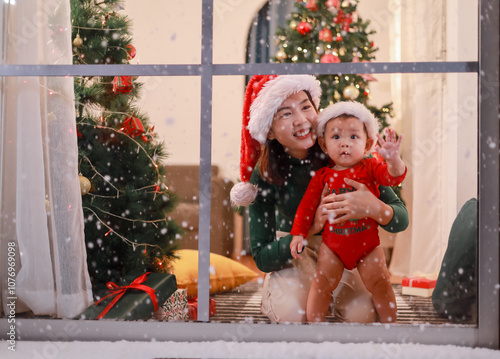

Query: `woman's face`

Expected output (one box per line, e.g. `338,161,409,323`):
267,91,318,159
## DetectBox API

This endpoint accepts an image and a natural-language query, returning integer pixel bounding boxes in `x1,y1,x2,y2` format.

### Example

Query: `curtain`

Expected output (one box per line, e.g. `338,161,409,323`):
388,0,478,277
0,0,92,318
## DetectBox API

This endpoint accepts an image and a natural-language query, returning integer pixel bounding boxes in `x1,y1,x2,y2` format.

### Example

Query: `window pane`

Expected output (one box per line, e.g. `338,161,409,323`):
208,72,477,326
218,0,478,65
1,0,202,65
122,0,202,65
0,74,200,321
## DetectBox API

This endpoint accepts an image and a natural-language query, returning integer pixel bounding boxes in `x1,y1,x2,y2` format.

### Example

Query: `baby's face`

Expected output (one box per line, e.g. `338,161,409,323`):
320,116,370,170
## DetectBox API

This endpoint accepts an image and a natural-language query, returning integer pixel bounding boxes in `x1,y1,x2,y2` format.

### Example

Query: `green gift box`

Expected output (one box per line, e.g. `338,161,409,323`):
78,272,177,320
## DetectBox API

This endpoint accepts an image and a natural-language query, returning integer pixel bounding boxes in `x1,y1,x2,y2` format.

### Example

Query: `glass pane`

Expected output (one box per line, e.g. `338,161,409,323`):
1,0,202,65
122,0,202,65
209,72,477,326
0,75,200,322
216,0,478,65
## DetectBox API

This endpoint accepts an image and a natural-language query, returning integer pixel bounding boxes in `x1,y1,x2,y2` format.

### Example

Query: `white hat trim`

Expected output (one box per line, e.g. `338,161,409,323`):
248,75,322,145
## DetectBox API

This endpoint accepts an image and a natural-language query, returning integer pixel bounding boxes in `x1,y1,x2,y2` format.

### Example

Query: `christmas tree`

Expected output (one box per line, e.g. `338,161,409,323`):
273,0,393,128
70,0,182,294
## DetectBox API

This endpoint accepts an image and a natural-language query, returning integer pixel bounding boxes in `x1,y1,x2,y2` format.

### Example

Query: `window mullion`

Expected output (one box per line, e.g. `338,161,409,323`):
197,0,214,323
477,0,499,348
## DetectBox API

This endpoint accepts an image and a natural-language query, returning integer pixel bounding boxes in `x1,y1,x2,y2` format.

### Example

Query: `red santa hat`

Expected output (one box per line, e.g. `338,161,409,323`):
316,101,380,153
230,74,322,206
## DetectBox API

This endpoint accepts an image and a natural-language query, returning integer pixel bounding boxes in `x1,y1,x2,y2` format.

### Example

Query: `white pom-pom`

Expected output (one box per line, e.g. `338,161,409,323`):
230,182,258,207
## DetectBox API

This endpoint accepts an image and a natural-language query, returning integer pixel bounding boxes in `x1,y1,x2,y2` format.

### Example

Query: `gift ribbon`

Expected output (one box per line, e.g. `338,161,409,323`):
94,272,158,319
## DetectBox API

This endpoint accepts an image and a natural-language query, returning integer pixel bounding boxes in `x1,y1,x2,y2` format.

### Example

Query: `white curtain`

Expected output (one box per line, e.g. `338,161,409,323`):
388,0,478,277
0,0,93,318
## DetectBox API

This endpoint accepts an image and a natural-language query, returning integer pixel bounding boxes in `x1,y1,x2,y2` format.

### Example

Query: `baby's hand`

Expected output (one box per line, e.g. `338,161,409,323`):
376,128,402,161
290,235,306,260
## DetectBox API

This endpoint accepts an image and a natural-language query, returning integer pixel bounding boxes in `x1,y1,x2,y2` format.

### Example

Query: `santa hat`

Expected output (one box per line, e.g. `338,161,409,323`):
230,74,322,206
316,101,380,152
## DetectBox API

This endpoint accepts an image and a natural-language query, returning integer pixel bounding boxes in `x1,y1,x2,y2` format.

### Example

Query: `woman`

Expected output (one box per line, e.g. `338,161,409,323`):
230,74,408,323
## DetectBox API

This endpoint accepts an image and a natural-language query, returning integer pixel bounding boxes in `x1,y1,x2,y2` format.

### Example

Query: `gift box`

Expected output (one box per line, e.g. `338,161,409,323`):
401,277,437,297
122,116,144,138
187,297,216,321
77,272,177,320
153,288,189,321
112,75,134,94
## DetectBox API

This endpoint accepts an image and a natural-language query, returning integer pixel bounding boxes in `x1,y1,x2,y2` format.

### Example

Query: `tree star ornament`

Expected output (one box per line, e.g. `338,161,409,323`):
79,175,91,195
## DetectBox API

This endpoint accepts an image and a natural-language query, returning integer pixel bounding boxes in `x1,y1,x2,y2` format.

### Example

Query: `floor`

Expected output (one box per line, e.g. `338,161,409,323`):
223,255,456,325
210,279,455,325
235,254,403,284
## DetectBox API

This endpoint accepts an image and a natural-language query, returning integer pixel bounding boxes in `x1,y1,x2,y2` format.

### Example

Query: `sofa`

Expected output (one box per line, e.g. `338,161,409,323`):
165,165,235,257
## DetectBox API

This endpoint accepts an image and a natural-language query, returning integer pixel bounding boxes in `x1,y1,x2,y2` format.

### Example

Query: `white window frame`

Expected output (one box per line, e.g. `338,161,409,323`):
0,0,498,349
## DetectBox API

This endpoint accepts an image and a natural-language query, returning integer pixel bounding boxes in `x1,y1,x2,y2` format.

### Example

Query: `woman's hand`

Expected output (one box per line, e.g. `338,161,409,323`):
321,178,394,226
307,183,335,237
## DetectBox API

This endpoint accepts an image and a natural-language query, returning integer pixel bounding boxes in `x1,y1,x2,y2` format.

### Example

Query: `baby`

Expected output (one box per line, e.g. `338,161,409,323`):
290,101,406,323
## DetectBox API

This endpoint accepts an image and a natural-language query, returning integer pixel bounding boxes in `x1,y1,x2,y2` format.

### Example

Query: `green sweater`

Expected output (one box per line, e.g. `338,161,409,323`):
249,155,409,273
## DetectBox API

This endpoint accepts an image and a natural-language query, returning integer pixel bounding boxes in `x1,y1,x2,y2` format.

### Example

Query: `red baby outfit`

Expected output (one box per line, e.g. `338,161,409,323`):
291,156,406,270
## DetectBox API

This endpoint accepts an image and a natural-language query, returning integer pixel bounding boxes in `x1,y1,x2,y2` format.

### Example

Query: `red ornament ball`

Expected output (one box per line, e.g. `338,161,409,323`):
296,21,312,35
306,0,318,11
320,53,341,63
319,28,333,42
326,0,340,9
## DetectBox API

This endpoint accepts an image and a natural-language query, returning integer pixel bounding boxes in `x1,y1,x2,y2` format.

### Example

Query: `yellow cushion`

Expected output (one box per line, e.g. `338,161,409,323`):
171,249,258,297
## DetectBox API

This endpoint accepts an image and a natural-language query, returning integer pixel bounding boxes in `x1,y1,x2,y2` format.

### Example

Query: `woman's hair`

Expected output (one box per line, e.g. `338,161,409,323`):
257,90,329,185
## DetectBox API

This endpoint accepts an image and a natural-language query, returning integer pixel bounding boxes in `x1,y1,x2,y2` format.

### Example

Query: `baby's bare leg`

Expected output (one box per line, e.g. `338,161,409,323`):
357,247,397,323
306,243,344,322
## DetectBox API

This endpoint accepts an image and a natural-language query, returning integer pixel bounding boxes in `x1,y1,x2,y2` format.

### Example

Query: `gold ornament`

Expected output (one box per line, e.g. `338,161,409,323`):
334,91,341,101
343,84,360,100
73,34,83,47
275,50,287,61
289,20,298,30
79,175,91,195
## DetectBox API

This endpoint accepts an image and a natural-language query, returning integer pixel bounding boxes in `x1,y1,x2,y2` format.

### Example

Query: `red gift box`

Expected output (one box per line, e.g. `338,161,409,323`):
113,76,134,94
401,277,437,297
187,297,216,321
122,116,144,138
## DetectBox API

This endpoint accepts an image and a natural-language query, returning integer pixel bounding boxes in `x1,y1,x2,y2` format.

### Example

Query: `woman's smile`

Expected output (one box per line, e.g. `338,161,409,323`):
294,127,312,139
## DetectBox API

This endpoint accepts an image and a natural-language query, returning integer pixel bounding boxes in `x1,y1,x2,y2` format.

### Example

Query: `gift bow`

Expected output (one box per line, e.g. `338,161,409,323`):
94,272,158,319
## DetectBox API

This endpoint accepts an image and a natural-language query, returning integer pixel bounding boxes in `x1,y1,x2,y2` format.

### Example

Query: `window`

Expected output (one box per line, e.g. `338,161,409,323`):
0,0,498,348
